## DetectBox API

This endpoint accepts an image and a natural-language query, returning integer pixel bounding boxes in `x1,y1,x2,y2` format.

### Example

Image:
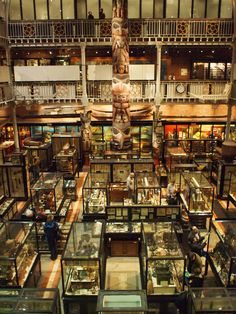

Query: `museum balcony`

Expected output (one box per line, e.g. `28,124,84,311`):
8,18,234,47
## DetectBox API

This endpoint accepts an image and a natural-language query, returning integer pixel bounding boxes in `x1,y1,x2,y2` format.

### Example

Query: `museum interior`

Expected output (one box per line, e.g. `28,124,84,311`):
0,0,236,313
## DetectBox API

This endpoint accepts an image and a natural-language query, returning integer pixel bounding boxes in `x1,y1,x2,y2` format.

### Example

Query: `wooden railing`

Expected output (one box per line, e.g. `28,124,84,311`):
8,18,233,43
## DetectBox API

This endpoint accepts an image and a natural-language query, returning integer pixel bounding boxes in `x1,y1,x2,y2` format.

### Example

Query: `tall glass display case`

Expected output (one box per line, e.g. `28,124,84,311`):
30,173,64,215
180,172,214,229
23,142,53,171
136,172,161,205
61,222,104,314
0,222,40,288
208,220,236,287
63,175,77,201
142,222,185,295
0,288,61,313
55,149,78,175
227,172,236,210
189,288,236,313
83,173,109,217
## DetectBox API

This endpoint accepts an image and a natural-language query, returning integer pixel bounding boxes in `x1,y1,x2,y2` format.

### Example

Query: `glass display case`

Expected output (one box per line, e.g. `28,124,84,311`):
0,141,15,164
108,182,128,205
0,288,61,313
0,221,40,288
23,142,53,171
96,290,148,313
51,132,82,168
0,197,17,220
142,222,185,295
208,220,236,287
227,172,236,210
180,172,214,229
83,172,109,217
189,287,236,313
193,158,213,180
61,221,104,297
30,173,64,215
136,172,161,205
63,175,77,201
55,149,78,175
211,160,236,198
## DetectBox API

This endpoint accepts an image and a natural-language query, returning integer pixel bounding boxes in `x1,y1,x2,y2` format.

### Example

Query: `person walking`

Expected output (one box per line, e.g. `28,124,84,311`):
44,215,59,260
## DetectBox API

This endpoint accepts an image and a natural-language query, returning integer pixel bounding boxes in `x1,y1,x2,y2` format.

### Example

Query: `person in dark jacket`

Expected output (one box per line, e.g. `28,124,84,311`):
44,215,59,260
188,226,207,256
187,251,204,287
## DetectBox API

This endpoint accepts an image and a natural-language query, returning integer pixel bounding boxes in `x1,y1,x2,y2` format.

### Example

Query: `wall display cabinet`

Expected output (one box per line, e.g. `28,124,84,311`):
61,221,104,313
106,205,180,221
0,141,15,164
227,172,236,210
0,197,17,220
90,159,154,183
63,175,77,201
30,173,64,215
51,132,82,167
23,143,53,171
0,288,61,314
189,287,236,313
142,222,185,295
208,220,236,287
211,160,236,198
96,290,148,313
0,221,40,288
136,172,161,205
83,172,109,217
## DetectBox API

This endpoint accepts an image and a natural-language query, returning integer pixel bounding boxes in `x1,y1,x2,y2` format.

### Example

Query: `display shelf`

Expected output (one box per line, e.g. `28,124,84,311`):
208,220,236,287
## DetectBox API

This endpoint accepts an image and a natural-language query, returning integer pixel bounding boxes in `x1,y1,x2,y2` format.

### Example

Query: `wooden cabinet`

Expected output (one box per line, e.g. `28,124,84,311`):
110,240,139,257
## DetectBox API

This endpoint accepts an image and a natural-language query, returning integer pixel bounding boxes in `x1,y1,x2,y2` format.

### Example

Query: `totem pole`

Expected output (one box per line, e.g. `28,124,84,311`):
111,0,132,150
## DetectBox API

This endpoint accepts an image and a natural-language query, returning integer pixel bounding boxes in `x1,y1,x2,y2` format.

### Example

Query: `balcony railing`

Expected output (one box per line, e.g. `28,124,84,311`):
8,18,233,44
11,80,228,104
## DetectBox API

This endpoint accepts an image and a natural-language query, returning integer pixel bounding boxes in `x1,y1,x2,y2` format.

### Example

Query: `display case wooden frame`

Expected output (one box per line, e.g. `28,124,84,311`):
141,222,185,296
208,220,236,287
0,288,61,314
0,221,41,288
227,172,236,211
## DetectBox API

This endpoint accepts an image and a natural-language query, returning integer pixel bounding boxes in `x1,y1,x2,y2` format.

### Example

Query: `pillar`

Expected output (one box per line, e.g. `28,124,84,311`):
111,0,131,150
12,103,20,152
81,43,88,109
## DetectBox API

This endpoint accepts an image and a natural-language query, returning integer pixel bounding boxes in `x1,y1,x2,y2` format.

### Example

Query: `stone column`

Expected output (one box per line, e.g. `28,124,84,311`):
81,43,88,109
111,0,131,150
12,103,20,152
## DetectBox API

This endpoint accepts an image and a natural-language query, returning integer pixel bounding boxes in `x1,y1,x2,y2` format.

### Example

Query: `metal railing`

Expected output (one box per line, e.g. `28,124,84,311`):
9,80,228,104
8,18,233,42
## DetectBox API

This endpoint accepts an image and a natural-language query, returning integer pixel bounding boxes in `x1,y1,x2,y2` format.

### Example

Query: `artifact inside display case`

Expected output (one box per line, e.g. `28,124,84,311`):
189,287,236,313
0,197,17,220
61,221,103,296
0,222,39,287
55,148,78,175
136,172,161,205
180,172,214,214
208,220,236,287
142,222,185,295
63,175,77,201
106,222,141,234
0,288,61,314
83,172,109,215
227,172,236,210
30,173,64,215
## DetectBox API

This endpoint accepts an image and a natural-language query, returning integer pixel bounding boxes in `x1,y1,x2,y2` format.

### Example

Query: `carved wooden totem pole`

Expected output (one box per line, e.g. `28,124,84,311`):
111,0,132,150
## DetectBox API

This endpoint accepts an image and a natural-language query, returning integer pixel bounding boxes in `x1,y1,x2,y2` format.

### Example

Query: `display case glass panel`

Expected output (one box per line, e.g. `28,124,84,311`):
83,172,109,215
189,125,201,139
0,222,39,287
61,221,103,296
91,126,103,142
31,173,64,215
51,133,81,162
55,149,78,175
190,287,236,313
142,222,185,295
63,175,77,201
180,172,214,215
113,164,131,182
136,172,161,205
227,172,236,210
0,198,17,220
30,126,43,138
208,220,236,287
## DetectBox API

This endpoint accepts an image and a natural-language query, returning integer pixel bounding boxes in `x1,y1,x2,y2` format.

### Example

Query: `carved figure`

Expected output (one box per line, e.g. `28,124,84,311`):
80,110,92,152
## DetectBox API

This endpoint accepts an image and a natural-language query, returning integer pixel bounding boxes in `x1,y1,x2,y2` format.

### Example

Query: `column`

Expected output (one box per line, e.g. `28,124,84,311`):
12,103,20,152
155,44,162,109
81,43,88,109
111,0,131,150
